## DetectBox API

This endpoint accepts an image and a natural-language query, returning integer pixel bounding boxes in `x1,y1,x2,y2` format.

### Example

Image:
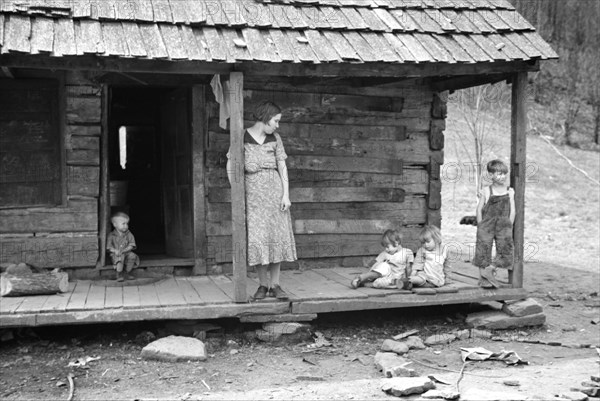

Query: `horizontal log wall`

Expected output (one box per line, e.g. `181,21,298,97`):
0,71,100,268
205,77,445,270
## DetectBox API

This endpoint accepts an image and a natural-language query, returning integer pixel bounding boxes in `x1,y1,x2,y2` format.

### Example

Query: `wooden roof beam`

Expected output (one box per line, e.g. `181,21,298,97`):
430,73,512,92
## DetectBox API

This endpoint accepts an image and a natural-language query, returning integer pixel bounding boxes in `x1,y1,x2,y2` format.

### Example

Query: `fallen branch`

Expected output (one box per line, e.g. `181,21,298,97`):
455,361,468,393
67,373,74,401
539,135,600,186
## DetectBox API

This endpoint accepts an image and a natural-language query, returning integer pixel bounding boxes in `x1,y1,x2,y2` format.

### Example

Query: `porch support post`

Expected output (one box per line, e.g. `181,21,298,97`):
510,72,527,288
96,84,109,269
229,72,247,302
191,85,208,275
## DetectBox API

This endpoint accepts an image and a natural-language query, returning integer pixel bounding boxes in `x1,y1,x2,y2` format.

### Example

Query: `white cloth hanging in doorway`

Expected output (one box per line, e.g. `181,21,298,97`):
210,74,231,130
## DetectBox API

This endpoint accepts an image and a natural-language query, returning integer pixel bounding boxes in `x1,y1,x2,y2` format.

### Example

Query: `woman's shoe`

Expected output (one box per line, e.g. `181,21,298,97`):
271,285,289,300
252,285,269,300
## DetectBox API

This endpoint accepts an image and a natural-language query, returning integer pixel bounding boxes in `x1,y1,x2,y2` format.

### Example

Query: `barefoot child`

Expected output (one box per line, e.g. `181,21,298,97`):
399,225,450,290
473,159,515,288
351,229,414,289
107,212,140,282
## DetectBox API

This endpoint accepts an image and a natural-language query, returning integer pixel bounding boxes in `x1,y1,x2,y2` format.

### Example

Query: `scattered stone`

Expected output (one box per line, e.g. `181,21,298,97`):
229,349,239,355
503,380,521,386
381,377,435,397
591,318,600,325
374,352,418,378
256,322,311,344
404,336,426,350
466,310,546,330
141,336,207,362
455,329,470,340
563,326,578,332
381,339,409,355
574,386,600,397
591,376,600,383
502,298,543,317
424,333,456,346
392,329,419,341
559,391,589,401
421,389,460,400
461,388,527,400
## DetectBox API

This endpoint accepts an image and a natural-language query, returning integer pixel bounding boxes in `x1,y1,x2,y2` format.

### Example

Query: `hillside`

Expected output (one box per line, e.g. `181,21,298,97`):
441,100,600,273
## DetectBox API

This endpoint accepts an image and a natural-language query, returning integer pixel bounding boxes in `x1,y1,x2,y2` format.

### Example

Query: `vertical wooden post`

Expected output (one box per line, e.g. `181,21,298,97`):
96,84,110,269
229,72,247,302
510,72,527,288
191,85,207,275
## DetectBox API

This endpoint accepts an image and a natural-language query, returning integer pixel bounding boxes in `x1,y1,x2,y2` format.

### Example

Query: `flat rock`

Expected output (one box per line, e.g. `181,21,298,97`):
466,310,546,330
256,322,311,343
381,339,409,355
381,376,435,397
141,336,206,362
502,298,543,317
374,352,417,378
559,391,589,401
424,333,456,346
461,388,527,400
455,329,470,340
404,336,426,350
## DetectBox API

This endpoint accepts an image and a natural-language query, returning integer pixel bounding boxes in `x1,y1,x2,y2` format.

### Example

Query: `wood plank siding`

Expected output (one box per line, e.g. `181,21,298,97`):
204,77,444,270
0,71,101,268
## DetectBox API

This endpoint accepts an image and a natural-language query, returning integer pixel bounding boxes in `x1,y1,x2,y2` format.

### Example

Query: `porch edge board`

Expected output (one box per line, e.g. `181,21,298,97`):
290,288,528,314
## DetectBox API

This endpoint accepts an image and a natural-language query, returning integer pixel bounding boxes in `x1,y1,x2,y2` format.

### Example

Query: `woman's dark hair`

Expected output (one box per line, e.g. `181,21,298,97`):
253,101,281,124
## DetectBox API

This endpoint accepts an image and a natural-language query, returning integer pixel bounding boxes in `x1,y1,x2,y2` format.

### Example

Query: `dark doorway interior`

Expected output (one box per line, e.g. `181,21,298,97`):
109,87,172,255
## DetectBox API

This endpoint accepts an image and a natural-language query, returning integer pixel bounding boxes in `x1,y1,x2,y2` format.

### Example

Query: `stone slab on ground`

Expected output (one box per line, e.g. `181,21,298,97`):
374,352,418,378
502,298,543,317
381,376,435,397
466,310,546,329
424,333,456,346
421,388,460,399
255,322,312,343
559,391,589,401
141,335,207,362
381,339,409,355
404,335,426,350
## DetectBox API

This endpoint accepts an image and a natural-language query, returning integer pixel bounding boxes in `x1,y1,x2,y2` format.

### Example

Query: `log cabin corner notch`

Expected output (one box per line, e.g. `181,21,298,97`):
0,1,557,321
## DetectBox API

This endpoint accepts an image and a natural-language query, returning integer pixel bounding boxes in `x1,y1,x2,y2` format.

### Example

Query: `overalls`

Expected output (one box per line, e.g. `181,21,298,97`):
473,187,514,270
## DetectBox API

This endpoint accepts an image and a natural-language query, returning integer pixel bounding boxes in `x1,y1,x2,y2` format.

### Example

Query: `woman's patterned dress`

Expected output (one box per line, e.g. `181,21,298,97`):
229,131,297,266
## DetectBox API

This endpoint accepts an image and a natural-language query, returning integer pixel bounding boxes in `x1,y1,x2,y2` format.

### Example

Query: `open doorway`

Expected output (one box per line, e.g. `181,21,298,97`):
109,87,168,255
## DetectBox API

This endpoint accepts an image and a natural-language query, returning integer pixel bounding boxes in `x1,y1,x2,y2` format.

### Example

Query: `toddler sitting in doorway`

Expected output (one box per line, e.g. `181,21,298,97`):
107,212,140,282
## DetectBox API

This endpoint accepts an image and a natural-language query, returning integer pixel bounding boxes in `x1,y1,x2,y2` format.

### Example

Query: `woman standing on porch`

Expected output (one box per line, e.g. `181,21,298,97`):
226,101,297,300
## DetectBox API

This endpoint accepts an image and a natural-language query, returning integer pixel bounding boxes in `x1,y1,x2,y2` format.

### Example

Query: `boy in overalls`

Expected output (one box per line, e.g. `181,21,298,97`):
473,160,515,288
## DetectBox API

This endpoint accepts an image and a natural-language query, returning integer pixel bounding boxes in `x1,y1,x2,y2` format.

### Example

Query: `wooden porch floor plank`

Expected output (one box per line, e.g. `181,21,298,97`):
310,269,369,299
0,295,26,314
39,282,76,312
65,281,92,311
104,285,124,309
84,283,106,310
15,293,52,314
155,278,187,306
187,276,232,304
207,275,239,302
122,284,141,309
138,283,161,307
280,270,345,301
175,277,205,305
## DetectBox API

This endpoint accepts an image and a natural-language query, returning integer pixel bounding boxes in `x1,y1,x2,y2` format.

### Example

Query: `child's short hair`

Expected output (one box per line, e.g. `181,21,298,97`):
111,211,130,224
419,225,442,246
253,101,281,124
487,159,508,174
381,229,402,247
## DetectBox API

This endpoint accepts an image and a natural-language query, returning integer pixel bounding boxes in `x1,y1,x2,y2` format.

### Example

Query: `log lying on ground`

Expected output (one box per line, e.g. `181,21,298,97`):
1,272,69,297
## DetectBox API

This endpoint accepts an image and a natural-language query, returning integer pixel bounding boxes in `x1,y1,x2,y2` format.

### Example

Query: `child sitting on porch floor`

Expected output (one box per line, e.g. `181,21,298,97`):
473,159,515,288
351,229,414,289
398,225,450,290
107,212,140,282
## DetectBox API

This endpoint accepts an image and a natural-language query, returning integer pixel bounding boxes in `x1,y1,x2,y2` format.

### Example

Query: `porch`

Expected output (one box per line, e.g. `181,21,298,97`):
0,263,526,328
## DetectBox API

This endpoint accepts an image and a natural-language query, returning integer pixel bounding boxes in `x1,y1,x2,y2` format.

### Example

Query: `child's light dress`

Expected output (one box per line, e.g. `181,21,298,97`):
411,245,449,287
371,247,414,289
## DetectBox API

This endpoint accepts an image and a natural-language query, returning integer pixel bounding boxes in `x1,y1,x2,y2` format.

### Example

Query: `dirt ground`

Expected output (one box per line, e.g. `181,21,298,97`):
1,103,599,400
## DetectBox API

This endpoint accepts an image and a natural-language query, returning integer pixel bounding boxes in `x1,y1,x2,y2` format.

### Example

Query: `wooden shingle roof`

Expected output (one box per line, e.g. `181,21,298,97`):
0,0,558,64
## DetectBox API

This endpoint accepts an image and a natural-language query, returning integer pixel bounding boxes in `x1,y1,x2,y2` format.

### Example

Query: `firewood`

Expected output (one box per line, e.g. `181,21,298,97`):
0,272,69,297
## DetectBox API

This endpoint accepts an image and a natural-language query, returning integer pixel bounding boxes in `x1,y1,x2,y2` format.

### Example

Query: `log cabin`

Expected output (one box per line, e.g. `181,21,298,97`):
0,0,557,327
